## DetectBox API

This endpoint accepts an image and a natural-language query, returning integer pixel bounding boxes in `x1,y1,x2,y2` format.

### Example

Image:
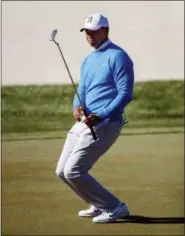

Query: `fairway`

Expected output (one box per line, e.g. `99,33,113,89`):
2,132,184,235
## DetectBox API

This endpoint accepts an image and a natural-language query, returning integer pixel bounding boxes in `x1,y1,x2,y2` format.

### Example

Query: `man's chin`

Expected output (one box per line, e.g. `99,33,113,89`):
89,41,97,48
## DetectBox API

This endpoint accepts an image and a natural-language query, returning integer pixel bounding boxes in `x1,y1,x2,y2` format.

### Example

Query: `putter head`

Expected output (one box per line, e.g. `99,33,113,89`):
50,29,58,41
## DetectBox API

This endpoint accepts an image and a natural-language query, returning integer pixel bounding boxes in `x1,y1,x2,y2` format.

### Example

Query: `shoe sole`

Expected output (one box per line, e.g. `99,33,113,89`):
78,214,99,218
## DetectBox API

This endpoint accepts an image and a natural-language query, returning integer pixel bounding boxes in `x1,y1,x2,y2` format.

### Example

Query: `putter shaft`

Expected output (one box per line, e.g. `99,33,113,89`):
50,30,97,140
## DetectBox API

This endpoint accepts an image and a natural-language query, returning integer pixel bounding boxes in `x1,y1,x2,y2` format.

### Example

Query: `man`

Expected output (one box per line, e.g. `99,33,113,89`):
56,13,134,223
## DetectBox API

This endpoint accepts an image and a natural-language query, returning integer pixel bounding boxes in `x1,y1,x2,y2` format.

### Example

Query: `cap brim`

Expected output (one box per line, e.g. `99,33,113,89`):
79,25,102,32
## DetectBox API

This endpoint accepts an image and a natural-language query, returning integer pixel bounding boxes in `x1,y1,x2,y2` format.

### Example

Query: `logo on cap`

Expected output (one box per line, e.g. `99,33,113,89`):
87,16,93,23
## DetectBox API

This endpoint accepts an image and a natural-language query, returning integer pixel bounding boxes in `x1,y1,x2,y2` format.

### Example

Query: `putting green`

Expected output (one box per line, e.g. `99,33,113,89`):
2,132,184,235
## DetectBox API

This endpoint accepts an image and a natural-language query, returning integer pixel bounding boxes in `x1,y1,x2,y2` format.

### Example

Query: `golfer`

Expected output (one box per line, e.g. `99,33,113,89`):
56,13,134,223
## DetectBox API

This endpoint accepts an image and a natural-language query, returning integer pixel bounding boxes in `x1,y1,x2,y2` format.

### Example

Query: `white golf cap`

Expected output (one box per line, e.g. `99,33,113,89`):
80,13,109,32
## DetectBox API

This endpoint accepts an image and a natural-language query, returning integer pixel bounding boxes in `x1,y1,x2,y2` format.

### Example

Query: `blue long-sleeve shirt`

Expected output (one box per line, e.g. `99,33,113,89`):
73,40,134,122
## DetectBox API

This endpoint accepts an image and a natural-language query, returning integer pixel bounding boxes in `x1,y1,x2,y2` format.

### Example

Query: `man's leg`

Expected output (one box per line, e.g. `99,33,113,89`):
56,122,91,203
63,121,123,212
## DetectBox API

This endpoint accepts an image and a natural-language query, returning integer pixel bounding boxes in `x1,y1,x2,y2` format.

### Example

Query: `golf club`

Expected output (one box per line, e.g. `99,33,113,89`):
50,29,97,140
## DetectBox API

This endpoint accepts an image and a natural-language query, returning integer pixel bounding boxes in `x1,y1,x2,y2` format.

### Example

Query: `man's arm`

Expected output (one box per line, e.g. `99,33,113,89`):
98,52,134,119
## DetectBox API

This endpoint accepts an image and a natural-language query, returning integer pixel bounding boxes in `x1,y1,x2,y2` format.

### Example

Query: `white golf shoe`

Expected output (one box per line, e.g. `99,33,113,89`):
92,203,130,223
78,205,102,218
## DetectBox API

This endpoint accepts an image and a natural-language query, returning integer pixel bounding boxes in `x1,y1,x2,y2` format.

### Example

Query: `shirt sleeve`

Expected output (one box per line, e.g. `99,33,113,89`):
98,52,134,119
73,61,86,111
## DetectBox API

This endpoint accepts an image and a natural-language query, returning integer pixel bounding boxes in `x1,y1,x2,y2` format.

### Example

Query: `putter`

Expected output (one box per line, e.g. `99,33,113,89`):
50,29,97,140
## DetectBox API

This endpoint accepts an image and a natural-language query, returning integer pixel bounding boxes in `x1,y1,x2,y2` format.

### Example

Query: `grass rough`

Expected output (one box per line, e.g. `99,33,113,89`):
2,80,184,134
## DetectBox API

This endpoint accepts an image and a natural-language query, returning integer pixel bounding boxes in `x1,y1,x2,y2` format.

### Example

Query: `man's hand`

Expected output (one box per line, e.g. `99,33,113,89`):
82,114,101,127
73,106,84,122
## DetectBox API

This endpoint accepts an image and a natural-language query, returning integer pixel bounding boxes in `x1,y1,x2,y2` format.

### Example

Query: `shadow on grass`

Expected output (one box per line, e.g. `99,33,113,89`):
111,215,185,224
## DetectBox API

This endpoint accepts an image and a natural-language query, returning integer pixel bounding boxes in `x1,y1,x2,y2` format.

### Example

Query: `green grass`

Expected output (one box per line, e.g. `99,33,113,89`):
2,80,184,235
2,132,184,235
2,80,184,134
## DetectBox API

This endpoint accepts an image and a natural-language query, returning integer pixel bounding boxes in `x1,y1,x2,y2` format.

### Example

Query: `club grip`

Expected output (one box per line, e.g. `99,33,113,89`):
83,110,97,141
89,126,97,140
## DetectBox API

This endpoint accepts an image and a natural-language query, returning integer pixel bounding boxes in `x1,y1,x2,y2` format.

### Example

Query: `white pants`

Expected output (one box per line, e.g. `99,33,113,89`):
56,120,123,211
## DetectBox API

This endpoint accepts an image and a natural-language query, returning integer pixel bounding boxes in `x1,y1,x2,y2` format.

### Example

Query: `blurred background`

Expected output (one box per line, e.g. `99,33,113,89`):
2,1,184,85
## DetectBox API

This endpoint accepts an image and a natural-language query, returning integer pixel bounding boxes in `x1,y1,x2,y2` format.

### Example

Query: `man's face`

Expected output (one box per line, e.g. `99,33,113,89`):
85,28,108,48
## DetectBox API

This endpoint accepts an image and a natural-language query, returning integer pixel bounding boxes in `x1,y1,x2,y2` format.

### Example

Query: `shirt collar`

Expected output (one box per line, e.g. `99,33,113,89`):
95,39,112,51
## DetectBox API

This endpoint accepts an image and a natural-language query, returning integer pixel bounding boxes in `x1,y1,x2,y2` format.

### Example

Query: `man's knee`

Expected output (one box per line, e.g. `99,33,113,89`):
55,167,64,179
63,167,74,180
63,166,83,180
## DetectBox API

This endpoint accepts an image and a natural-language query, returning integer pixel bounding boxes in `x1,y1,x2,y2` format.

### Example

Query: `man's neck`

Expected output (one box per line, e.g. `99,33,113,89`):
95,38,109,49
